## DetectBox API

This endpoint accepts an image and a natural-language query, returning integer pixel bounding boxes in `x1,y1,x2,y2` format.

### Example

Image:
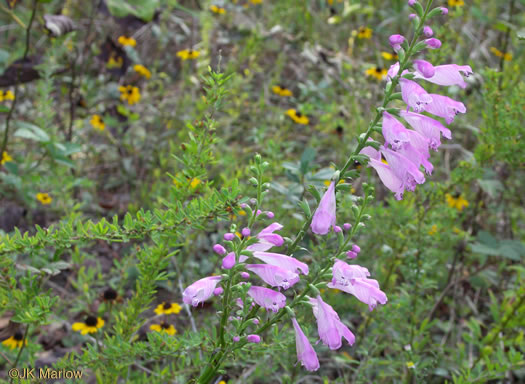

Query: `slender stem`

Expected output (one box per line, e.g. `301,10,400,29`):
10,324,30,370
0,0,37,157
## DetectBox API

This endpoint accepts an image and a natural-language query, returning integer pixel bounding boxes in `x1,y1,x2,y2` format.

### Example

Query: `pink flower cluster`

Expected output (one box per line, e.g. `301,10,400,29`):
360,7,471,200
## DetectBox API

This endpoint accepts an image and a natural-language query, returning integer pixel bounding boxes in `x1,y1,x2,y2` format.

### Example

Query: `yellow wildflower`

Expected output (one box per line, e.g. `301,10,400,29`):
36,192,52,205
1,332,27,349
271,85,293,97
381,52,398,61
133,64,151,79
357,26,372,39
0,90,15,102
448,0,464,7
445,193,469,212
210,5,226,14
286,109,309,125
428,224,438,236
154,302,182,315
1,151,12,165
490,47,512,61
177,49,200,60
119,85,141,105
150,322,177,335
190,178,201,189
72,316,104,335
406,361,415,369
107,55,123,69
366,67,388,81
117,35,136,47
250,0,262,4
238,209,247,216
90,114,105,131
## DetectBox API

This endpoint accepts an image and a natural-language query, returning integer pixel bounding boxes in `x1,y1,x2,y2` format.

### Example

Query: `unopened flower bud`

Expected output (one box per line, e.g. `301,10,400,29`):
441,7,448,15
224,233,235,241
240,272,250,279
423,26,433,37
241,228,251,237
346,251,358,259
222,252,236,269
213,287,224,296
266,211,275,218
213,244,226,255
351,244,361,254
425,38,441,49
334,225,342,233
343,223,352,231
233,336,240,342
413,59,435,78
247,334,261,343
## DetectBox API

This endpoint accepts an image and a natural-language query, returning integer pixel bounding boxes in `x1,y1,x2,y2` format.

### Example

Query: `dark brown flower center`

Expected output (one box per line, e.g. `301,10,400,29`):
163,302,171,309
375,67,383,73
160,322,170,329
295,112,303,117
103,288,117,300
14,331,23,341
85,316,98,326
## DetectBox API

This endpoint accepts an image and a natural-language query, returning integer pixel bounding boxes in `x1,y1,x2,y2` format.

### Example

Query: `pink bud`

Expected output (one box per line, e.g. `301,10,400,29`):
413,59,436,78
423,26,433,37
425,38,442,49
242,228,251,237
233,336,240,342
240,272,250,279
351,244,361,254
213,244,226,255
343,223,352,231
240,203,248,208
389,34,405,48
441,7,448,15
256,209,262,216
408,0,416,5
334,225,342,233
213,287,224,296
253,318,260,325
247,334,261,343
346,251,358,259
222,252,236,269
409,13,417,20
224,233,235,241
266,211,275,218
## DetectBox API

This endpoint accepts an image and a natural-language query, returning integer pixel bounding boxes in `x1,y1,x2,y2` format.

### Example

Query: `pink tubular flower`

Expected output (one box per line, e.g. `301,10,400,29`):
246,222,284,252
382,111,410,150
183,276,222,307
381,146,426,193
400,110,451,150
425,38,442,49
389,34,405,51
399,78,433,112
424,94,466,124
387,62,400,80
310,181,336,235
248,286,287,312
292,318,320,372
245,264,300,290
247,334,261,343
310,296,355,350
360,146,405,199
252,251,309,275
414,64,473,89
328,260,387,311
222,252,236,269
413,59,435,78
396,129,433,175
